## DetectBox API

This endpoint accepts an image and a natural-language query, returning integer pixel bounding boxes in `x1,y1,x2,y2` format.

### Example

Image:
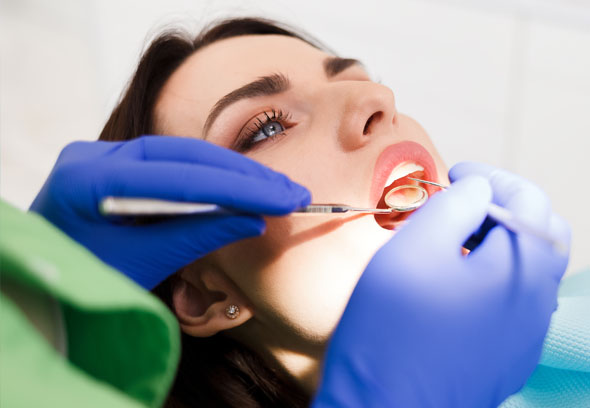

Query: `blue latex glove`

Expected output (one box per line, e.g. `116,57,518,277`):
314,162,570,408
30,136,310,289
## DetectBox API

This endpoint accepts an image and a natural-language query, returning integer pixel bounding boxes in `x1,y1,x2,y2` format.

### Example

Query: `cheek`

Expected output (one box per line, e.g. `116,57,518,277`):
212,212,393,341
245,129,347,203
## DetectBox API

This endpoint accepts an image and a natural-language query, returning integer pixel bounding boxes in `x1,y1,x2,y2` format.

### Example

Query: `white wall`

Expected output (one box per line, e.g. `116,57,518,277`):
2,0,589,274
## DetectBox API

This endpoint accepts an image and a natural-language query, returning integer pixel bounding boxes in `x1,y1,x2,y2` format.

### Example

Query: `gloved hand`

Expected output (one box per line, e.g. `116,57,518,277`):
314,162,570,408
30,136,310,289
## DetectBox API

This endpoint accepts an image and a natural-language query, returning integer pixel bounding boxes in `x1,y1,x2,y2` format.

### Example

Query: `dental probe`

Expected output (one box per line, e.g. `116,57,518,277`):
408,177,568,255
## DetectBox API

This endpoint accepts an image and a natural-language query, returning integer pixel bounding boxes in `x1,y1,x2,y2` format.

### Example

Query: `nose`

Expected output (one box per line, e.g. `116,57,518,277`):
329,82,397,151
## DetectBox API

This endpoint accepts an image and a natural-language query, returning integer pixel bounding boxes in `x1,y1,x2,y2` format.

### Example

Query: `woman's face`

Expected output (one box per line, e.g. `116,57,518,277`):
155,33,447,380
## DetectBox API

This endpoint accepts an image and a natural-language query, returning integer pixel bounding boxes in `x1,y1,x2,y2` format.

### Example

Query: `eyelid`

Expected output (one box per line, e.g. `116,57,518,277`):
236,111,268,139
236,109,286,139
232,108,292,152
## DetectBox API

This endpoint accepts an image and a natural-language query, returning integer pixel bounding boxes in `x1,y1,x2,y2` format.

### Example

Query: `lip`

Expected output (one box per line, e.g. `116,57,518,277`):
370,141,438,207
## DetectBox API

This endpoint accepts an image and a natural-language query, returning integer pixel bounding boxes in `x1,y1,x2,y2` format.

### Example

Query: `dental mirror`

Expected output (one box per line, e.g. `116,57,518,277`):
384,184,428,212
99,185,431,217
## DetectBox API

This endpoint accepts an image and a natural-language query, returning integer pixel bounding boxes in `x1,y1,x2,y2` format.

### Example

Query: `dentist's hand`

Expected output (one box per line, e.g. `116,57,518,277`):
314,163,570,408
30,136,310,289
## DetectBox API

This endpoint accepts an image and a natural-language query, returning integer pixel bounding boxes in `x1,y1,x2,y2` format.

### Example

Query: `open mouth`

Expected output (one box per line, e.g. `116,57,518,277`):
374,162,427,229
370,141,439,231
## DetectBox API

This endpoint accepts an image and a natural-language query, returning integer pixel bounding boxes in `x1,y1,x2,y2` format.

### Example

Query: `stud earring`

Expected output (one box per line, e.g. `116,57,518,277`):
225,304,240,319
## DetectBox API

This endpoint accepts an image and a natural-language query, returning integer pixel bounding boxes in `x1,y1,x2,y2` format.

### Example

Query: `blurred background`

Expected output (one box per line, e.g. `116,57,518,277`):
1,0,589,274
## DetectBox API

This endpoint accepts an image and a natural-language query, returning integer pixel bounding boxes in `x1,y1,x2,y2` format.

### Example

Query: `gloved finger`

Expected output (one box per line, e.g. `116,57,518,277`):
122,135,289,182
100,161,311,215
548,213,571,254
449,161,497,183
462,215,497,251
489,172,551,230
545,213,571,280
466,225,516,279
129,214,266,289
400,175,492,255
450,162,536,206
450,162,551,228
450,162,535,207
58,140,125,164
467,214,567,287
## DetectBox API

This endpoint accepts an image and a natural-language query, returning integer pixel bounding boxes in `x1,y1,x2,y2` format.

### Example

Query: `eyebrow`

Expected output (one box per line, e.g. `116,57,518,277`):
202,56,363,137
323,57,362,77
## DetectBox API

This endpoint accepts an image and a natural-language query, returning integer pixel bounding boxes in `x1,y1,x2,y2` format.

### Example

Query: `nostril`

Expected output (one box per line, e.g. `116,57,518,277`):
363,112,382,135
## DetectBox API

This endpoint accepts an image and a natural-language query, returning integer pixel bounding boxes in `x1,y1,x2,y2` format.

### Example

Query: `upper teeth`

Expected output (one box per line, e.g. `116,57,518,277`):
385,162,424,187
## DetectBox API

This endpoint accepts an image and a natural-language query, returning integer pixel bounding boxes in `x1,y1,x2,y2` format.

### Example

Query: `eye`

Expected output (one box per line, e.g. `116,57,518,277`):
251,117,285,143
235,109,291,152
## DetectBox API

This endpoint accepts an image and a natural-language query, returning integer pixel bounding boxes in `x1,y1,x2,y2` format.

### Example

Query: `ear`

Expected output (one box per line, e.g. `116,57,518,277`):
171,265,253,337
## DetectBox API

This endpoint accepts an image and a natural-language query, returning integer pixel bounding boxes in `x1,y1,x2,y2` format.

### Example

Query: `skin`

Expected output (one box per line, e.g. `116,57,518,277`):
154,34,448,393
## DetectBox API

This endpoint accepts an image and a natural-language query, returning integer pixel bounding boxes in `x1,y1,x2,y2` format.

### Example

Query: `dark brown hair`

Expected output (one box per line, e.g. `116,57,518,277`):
99,17,328,143
99,17,329,407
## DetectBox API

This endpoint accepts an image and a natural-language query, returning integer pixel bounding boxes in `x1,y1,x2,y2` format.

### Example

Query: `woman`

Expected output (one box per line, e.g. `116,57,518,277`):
26,11,576,406
98,17,447,406
42,14,571,407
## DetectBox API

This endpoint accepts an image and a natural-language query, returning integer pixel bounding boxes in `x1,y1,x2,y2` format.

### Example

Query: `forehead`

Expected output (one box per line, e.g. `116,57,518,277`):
155,35,329,135
186,34,328,93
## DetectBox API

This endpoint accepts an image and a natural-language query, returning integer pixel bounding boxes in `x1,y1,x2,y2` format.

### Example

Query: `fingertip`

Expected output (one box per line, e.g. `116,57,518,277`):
413,175,491,231
448,161,477,182
400,175,492,252
549,213,571,249
282,174,310,197
449,161,496,183
466,226,515,278
296,186,312,207
413,175,491,223
448,175,493,204
280,177,312,211
277,194,311,215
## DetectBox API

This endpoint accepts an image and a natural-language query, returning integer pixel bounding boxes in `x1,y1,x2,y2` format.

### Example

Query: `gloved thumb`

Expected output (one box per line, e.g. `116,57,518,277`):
448,161,497,183
400,176,492,255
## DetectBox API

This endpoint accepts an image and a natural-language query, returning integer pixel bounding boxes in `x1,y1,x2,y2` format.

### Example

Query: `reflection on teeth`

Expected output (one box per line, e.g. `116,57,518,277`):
385,162,424,187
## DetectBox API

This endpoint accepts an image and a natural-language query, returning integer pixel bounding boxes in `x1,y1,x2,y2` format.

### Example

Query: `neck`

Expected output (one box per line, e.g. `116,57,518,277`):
229,320,326,395
267,346,322,394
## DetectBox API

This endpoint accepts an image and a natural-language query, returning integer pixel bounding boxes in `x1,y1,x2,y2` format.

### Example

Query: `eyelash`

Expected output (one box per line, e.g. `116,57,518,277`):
236,109,291,152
